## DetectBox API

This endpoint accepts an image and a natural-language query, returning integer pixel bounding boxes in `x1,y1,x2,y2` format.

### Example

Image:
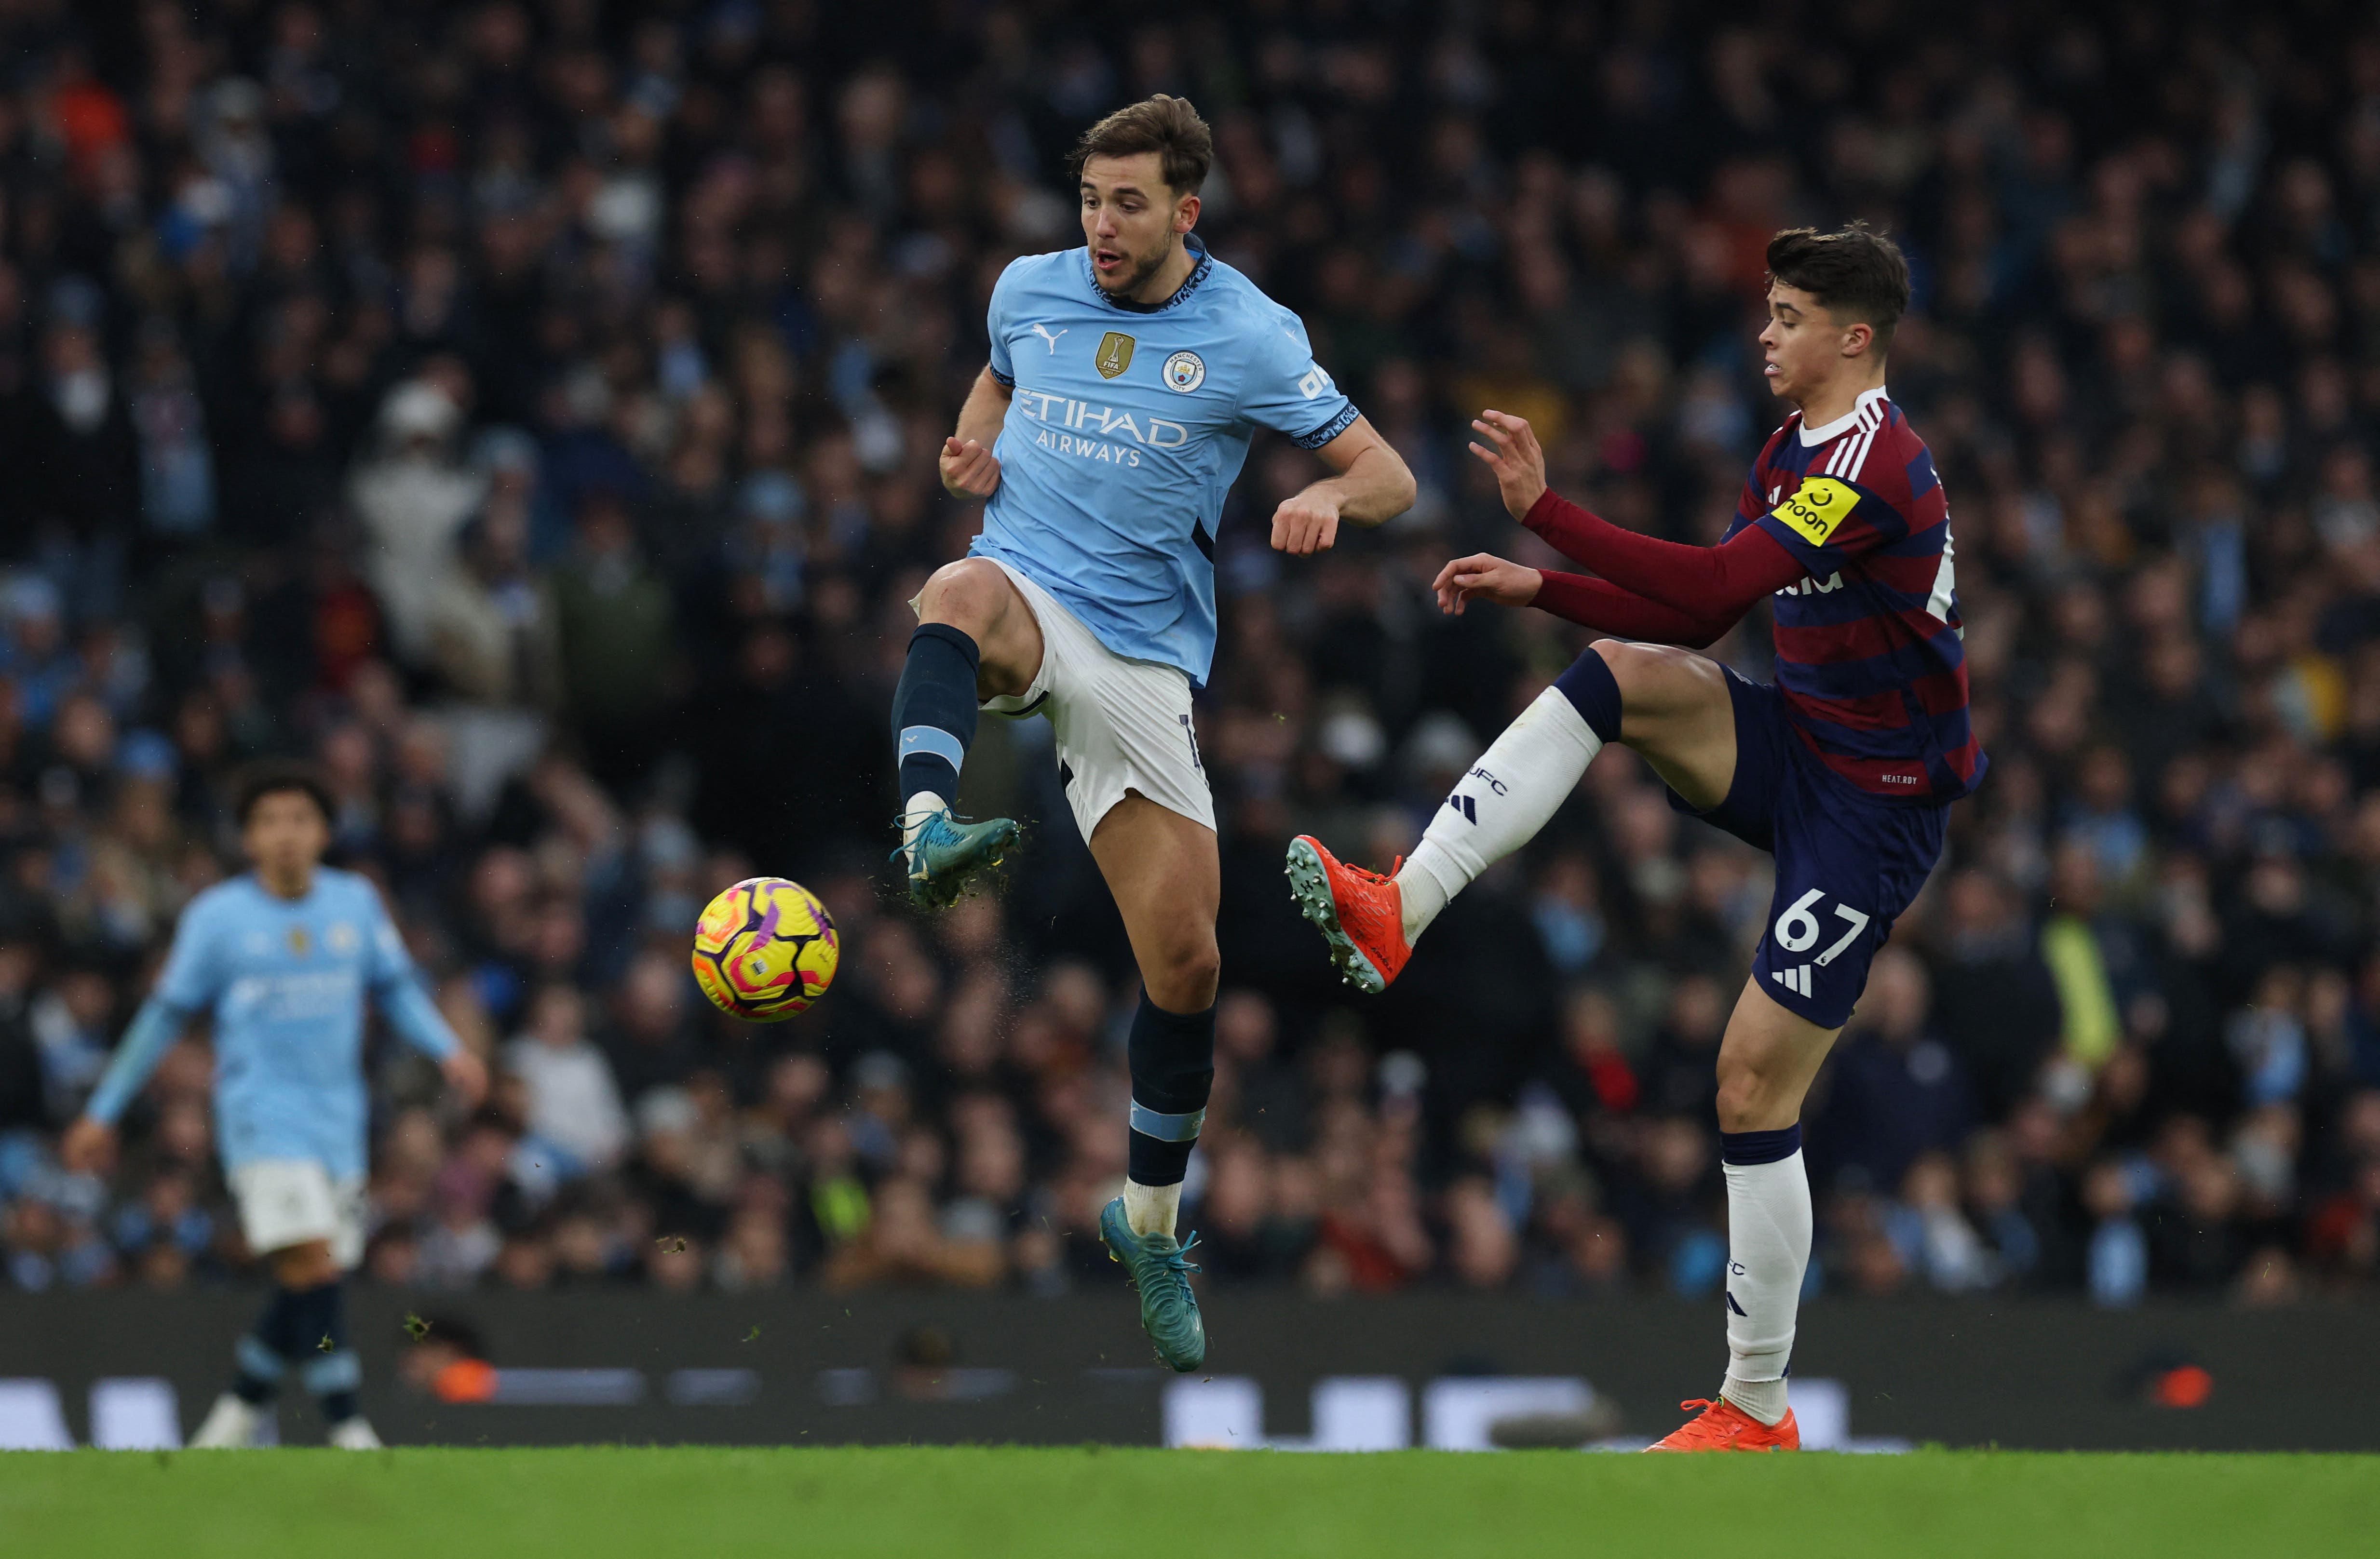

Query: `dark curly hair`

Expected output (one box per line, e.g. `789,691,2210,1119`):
1765,222,1912,353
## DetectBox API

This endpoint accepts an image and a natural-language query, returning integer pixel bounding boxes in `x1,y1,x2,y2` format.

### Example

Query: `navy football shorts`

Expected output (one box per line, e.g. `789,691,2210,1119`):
1665,667,1948,1029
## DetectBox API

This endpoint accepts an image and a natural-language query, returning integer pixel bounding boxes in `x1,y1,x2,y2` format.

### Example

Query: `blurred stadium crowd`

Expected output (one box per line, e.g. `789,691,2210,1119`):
4,0,2380,1308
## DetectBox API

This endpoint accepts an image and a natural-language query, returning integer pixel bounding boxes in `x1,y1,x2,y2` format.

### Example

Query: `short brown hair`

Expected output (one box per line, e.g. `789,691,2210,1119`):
1765,223,1911,352
1067,94,1213,197
233,759,335,828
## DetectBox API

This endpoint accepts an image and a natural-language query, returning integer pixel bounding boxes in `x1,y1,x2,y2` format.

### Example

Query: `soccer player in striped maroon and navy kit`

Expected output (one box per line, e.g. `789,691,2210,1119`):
1285,224,1983,1451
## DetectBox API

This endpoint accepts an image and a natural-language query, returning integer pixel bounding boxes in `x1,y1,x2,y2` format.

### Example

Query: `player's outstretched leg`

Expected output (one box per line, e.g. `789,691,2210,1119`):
892,618,1018,909
1287,648,1621,991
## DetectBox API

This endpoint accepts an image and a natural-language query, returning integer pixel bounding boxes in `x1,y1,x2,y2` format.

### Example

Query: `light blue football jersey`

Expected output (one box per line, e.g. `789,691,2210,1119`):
974,236,1359,687
149,867,453,1178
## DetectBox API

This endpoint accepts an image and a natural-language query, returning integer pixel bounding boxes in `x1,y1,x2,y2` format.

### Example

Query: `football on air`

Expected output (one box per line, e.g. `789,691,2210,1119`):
691,876,840,1021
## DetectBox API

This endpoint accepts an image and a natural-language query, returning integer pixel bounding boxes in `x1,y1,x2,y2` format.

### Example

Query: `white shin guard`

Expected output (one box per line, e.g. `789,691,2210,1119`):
1398,686,1605,941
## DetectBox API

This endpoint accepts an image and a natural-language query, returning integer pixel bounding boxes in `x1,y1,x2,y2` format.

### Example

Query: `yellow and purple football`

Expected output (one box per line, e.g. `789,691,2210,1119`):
691,876,838,1021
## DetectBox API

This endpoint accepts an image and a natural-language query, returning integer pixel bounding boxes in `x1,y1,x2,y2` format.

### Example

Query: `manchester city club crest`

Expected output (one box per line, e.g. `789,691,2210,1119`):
1163,350,1206,393
1095,331,1136,378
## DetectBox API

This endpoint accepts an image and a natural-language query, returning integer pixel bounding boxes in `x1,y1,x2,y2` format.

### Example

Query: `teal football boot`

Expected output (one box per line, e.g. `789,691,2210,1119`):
1099,1196,1206,1372
898,810,1020,910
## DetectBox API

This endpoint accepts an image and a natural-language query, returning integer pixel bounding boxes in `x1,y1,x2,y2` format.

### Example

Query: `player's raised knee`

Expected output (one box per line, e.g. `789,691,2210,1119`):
916,558,1012,635
1147,935,1220,1012
1591,638,1718,698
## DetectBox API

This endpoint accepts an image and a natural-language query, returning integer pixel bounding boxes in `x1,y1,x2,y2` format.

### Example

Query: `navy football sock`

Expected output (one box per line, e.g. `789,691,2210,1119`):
284,1279,363,1423
230,1286,300,1405
893,623,982,811
1553,645,1624,743
1125,993,1216,1187
1718,1124,1803,1165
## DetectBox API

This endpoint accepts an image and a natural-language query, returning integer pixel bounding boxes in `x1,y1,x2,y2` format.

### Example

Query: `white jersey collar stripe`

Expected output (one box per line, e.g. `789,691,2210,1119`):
1798,385,1890,447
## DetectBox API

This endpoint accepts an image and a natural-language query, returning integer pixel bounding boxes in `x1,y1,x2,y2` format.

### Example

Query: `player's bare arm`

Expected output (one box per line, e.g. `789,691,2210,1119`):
1269,415,1418,556
940,366,1013,499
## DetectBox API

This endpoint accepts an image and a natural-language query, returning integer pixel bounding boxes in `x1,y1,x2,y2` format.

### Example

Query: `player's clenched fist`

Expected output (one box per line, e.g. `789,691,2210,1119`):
1270,492,1341,555
1433,552,1542,614
940,435,1002,499
1466,409,1549,521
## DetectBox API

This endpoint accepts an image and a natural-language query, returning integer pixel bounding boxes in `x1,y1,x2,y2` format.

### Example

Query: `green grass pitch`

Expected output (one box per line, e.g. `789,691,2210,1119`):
1,1446,2369,1558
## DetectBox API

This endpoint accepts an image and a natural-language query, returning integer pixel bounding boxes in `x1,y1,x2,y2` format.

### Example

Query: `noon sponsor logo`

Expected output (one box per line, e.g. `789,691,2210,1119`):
1775,474,1857,545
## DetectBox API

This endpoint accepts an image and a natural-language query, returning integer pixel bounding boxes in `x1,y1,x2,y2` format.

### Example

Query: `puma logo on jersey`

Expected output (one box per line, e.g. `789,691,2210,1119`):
1029,323,1068,353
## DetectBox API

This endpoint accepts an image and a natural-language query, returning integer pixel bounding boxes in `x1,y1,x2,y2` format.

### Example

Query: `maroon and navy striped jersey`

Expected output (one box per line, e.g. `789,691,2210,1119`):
1727,387,1985,802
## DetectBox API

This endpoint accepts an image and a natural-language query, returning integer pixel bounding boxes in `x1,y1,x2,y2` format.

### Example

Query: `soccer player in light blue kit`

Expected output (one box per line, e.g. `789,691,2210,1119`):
892,95,1416,1370
64,764,487,1448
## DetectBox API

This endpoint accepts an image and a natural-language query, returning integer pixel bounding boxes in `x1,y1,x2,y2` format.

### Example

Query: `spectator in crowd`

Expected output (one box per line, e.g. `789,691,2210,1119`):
502,983,629,1178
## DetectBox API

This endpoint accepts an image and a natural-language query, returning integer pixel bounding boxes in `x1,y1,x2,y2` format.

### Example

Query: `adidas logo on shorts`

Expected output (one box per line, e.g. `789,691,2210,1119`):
1771,964,1813,998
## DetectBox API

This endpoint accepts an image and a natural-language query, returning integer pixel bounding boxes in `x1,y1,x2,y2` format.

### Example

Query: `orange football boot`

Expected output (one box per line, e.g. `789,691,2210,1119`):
1283,835,1411,994
1644,1398,1800,1452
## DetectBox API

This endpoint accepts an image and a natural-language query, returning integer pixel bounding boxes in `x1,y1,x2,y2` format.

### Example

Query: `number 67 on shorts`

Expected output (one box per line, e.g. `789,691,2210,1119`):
1664,668,1950,1027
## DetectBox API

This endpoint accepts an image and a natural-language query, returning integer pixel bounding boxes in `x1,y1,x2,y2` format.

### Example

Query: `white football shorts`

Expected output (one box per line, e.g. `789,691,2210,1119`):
955,559,1215,844
229,1158,369,1269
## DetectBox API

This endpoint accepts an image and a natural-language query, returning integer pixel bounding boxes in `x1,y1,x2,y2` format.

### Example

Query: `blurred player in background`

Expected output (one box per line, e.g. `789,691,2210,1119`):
1287,226,1979,1450
891,95,1415,1370
64,763,487,1448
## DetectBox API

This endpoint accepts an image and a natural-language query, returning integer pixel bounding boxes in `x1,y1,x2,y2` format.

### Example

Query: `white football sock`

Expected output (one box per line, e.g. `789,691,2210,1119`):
1397,686,1604,941
1122,1179,1181,1239
901,790,951,849
1720,1149,1812,1427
